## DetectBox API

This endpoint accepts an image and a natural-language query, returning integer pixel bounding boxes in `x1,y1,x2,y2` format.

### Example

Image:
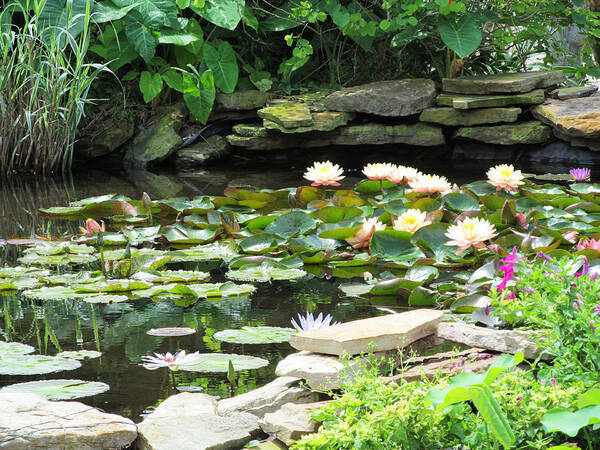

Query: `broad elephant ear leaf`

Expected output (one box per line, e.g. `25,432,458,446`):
192,0,244,30
437,15,482,59
183,69,216,124
203,41,239,93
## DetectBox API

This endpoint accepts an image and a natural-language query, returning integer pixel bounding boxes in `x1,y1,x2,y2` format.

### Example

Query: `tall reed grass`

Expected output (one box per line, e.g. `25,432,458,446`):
0,0,107,174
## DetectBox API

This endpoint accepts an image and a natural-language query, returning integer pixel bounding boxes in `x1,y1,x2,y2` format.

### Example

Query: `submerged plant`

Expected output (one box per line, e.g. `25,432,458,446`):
291,312,339,332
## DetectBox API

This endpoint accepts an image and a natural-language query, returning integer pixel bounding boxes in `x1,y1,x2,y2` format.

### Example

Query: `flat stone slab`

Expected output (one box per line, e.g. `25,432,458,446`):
258,102,313,128
324,79,436,117
174,135,230,170
289,309,443,355
137,392,259,450
442,71,564,94
275,351,391,390
259,401,328,445
549,86,598,100
419,107,521,126
217,376,319,418
264,111,354,133
438,89,545,109
436,322,548,360
215,90,271,111
0,393,137,449
454,121,553,145
532,96,600,139
227,122,444,150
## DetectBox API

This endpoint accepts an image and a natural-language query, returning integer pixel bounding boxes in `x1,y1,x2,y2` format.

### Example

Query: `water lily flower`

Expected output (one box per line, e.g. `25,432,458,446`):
562,231,578,243
140,350,202,371
303,161,345,186
445,217,497,254
291,312,339,332
79,218,105,236
347,217,386,249
486,164,524,192
408,173,452,194
386,165,422,184
362,163,394,181
570,168,591,182
393,209,431,233
575,238,600,251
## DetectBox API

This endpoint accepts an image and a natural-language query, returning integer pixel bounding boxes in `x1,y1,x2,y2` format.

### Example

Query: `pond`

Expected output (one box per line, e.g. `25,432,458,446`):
0,148,597,422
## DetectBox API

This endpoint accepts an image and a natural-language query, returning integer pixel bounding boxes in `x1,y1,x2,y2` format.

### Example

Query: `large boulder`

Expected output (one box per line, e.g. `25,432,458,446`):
215,90,271,111
76,116,135,160
136,392,260,450
324,79,436,117
217,376,320,418
442,71,565,94
454,121,553,145
0,393,137,449
122,103,186,169
532,97,600,151
259,402,328,445
437,90,545,109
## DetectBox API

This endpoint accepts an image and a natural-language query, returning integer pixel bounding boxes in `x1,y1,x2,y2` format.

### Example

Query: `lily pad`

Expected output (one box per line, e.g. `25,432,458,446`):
170,242,239,262
0,355,81,375
147,327,197,336
0,341,35,356
56,350,102,360
180,353,269,372
0,379,109,400
226,264,306,282
213,326,295,344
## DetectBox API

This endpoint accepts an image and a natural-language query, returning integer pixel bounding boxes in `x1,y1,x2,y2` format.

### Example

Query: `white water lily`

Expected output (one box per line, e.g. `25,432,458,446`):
291,312,339,332
140,350,202,371
445,217,497,254
303,161,345,186
362,163,394,181
408,173,452,194
386,165,422,184
347,217,386,249
393,209,431,233
486,164,524,192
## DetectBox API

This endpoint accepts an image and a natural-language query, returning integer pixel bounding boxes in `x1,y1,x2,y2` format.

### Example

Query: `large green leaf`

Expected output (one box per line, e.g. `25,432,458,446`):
438,15,482,58
193,0,245,30
139,71,163,103
0,355,81,375
0,379,109,400
124,11,157,62
183,70,216,124
370,230,421,260
40,0,92,39
203,41,239,93
0,341,35,357
213,326,295,344
181,353,269,372
93,1,139,22
115,0,179,27
265,211,316,238
469,384,516,449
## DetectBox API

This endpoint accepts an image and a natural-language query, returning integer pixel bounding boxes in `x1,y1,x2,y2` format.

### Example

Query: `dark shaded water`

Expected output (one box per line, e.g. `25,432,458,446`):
0,147,595,421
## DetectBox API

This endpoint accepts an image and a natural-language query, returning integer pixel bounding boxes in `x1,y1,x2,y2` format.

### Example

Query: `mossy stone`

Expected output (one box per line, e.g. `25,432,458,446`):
174,136,231,170
263,112,354,133
215,90,271,111
549,86,598,100
454,121,553,145
437,90,545,109
257,102,313,128
442,71,565,94
232,124,273,137
419,107,521,126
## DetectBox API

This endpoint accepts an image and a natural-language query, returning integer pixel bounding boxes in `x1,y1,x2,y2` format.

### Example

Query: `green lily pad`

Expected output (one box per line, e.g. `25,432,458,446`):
132,270,210,283
0,355,81,375
226,264,306,282
213,326,295,344
180,353,269,372
56,350,102,360
265,211,316,238
162,224,220,244
0,341,35,356
147,328,196,336
170,242,239,262
18,253,98,266
444,193,480,212
0,379,109,400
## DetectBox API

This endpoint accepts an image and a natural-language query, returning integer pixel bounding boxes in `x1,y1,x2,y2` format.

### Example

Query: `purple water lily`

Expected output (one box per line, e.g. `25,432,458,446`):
570,168,591,182
291,312,339,332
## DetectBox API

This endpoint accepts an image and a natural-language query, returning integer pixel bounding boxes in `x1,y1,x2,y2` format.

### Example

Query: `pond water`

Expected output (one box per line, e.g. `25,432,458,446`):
0,147,596,421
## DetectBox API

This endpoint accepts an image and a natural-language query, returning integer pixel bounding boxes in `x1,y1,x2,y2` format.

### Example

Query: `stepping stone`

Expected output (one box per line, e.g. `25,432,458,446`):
215,90,271,111
263,111,354,133
258,102,313,128
259,401,329,445
137,392,260,450
420,107,521,126
532,96,600,139
438,90,545,109
0,393,137,449
324,79,436,117
442,70,565,94
289,309,443,356
454,121,553,145
549,86,598,100
436,322,549,360
217,376,320,418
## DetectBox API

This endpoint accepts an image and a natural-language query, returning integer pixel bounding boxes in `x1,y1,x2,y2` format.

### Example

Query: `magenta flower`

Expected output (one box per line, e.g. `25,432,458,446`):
594,304,600,314
497,247,517,293
574,257,590,278
503,292,516,301
591,321,596,333
570,168,591,182
573,299,583,309
525,287,536,295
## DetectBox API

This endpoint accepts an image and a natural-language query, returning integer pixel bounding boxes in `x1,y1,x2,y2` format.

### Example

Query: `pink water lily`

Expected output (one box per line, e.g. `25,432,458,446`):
570,168,591,182
347,217,386,250
576,238,600,251
79,218,105,236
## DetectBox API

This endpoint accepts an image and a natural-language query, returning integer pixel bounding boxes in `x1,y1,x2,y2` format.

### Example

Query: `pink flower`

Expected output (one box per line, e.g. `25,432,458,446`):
487,164,524,192
303,161,345,186
347,217,386,250
79,218,106,236
362,163,393,181
594,304,600,314
575,238,600,251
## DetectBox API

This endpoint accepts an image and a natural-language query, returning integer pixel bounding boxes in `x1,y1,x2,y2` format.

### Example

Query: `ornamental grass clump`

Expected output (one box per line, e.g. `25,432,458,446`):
0,0,108,174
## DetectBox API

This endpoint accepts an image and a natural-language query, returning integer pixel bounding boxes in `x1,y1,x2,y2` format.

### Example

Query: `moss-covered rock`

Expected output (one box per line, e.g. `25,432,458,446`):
232,124,273,137
454,121,553,145
123,103,186,169
442,71,565,94
548,86,598,100
215,90,271,111
263,112,354,133
174,136,231,170
437,90,545,109
257,102,313,128
324,79,436,117
419,107,521,126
